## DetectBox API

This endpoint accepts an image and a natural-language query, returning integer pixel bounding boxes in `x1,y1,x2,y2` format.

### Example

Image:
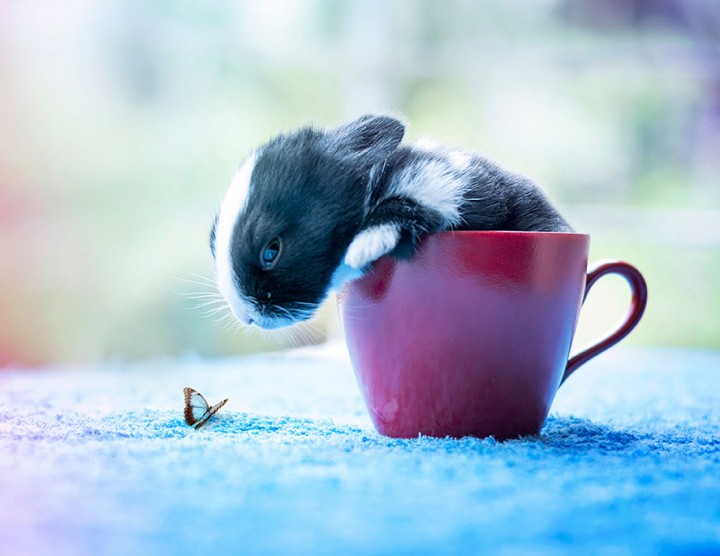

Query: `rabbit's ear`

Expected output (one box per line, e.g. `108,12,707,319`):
327,114,405,165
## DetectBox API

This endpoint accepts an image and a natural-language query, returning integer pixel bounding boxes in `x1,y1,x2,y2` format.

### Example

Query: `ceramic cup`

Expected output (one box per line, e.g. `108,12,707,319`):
338,231,647,440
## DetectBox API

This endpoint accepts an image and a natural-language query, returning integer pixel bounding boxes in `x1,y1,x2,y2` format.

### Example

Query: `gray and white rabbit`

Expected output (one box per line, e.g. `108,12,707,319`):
211,115,572,329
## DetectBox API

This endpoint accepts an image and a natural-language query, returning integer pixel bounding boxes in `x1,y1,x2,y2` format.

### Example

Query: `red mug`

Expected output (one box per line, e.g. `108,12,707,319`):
338,231,647,440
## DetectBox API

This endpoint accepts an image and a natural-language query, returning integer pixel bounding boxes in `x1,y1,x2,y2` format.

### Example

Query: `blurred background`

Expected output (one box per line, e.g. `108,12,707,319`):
0,0,718,367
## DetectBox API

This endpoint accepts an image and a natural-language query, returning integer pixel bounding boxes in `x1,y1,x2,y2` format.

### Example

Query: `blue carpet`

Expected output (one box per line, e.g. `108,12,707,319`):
0,346,718,555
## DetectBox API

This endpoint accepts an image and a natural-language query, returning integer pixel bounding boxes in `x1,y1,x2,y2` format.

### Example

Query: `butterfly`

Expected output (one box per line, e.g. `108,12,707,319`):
183,387,228,430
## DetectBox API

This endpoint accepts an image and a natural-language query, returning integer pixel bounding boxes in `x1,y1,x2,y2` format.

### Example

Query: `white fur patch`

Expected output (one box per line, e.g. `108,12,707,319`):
414,136,444,152
344,223,401,269
415,136,474,181
415,137,472,170
389,158,466,227
447,149,472,172
214,151,258,324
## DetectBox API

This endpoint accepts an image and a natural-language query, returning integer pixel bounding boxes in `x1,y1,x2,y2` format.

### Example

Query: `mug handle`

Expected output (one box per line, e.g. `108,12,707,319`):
560,260,648,386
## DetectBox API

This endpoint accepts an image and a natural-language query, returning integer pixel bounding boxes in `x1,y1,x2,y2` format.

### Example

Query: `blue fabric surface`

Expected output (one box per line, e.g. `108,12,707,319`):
0,346,718,555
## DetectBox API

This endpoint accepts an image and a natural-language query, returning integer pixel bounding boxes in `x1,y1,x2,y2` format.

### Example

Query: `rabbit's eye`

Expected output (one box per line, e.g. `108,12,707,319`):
260,238,282,270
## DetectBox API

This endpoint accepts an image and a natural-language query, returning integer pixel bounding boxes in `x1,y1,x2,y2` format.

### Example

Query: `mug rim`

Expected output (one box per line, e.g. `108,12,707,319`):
435,230,589,239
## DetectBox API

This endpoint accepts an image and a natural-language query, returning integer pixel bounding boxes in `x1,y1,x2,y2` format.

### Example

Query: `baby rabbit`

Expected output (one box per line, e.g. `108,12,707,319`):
211,115,572,329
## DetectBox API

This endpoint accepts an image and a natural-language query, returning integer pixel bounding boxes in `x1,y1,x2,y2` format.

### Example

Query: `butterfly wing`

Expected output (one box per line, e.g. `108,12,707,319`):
192,398,228,430
183,387,210,426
